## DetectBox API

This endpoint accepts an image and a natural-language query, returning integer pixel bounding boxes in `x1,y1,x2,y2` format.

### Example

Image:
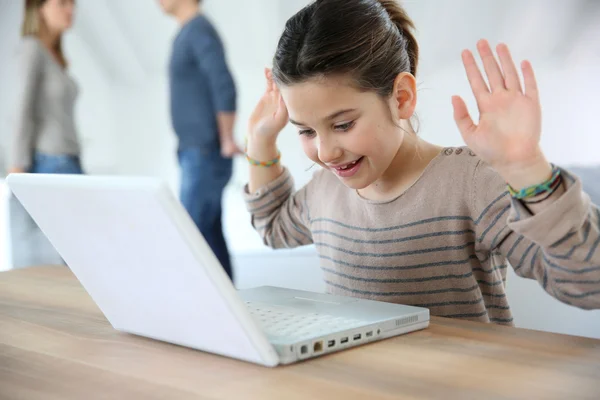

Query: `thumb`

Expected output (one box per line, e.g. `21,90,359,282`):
452,95,476,140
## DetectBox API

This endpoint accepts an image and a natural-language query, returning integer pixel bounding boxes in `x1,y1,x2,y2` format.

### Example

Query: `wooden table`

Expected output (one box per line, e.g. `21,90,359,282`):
1,267,599,400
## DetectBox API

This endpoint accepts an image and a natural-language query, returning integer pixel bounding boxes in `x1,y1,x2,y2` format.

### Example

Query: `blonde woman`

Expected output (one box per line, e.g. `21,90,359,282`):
8,0,80,268
8,0,81,175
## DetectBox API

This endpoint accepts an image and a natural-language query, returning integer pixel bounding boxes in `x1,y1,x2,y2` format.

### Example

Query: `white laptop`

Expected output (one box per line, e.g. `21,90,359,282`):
6,173,429,367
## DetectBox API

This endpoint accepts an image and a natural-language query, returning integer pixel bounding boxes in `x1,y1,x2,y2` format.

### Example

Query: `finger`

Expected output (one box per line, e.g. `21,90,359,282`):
521,60,539,101
267,68,279,93
452,95,477,140
265,68,273,93
496,43,522,92
461,49,490,110
476,39,506,92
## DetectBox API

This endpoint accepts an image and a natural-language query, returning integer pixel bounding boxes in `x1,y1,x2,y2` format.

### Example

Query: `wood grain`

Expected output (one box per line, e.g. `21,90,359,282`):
1,267,599,399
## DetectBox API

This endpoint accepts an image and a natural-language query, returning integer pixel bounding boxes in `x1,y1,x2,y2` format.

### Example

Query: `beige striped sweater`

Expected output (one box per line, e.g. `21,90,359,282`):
243,147,600,325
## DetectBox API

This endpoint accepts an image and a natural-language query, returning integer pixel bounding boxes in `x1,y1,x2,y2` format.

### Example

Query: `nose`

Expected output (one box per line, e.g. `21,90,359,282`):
317,135,343,164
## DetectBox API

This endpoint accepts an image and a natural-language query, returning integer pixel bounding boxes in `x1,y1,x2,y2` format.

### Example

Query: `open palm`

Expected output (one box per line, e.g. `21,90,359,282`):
452,40,542,173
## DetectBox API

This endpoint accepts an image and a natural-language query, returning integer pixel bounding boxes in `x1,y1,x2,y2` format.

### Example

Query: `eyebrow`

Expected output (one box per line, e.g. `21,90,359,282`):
289,109,357,126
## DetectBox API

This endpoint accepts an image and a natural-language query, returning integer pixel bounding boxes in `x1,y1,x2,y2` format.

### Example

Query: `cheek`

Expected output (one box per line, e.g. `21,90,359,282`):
344,125,385,157
350,133,376,154
357,123,402,164
62,12,72,24
300,137,320,164
42,8,62,26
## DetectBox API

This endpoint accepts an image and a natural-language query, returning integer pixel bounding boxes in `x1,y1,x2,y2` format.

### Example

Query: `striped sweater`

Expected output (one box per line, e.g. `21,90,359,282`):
243,147,600,325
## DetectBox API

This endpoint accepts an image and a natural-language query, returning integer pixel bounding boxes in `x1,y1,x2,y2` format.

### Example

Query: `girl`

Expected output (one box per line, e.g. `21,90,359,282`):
8,0,80,268
243,0,600,324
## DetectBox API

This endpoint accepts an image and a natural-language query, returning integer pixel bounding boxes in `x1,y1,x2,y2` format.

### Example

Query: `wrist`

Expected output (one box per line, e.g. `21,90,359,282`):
245,135,278,159
219,134,235,144
495,153,552,191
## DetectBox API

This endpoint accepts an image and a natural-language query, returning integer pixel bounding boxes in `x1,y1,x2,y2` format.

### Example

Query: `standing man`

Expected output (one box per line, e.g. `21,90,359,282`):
159,0,241,280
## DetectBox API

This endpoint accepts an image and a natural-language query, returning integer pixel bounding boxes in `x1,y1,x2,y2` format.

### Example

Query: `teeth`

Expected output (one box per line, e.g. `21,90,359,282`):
339,160,358,170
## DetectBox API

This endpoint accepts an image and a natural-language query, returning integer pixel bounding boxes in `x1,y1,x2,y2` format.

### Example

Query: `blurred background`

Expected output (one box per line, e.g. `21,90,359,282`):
0,0,599,338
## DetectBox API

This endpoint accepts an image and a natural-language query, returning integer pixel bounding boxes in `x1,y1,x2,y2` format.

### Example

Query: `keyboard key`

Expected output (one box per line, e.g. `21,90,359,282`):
245,302,367,340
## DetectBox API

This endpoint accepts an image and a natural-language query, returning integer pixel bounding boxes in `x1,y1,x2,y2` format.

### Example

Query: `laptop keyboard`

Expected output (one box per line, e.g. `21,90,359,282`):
245,301,368,340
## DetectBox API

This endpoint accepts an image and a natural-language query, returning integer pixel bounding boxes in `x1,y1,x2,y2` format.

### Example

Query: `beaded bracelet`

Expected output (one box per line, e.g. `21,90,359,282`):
507,166,562,200
246,151,281,167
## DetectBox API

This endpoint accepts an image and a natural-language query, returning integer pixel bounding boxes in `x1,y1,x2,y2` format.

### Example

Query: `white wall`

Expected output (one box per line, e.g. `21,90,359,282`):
0,0,23,174
110,79,179,188
65,34,116,175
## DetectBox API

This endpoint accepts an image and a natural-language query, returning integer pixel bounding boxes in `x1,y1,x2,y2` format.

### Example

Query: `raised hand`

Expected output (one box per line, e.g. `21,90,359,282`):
248,68,289,144
247,68,288,193
452,39,552,189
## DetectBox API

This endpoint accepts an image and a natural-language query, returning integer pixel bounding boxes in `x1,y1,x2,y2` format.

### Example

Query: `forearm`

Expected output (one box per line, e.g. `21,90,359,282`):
505,170,600,309
9,121,36,171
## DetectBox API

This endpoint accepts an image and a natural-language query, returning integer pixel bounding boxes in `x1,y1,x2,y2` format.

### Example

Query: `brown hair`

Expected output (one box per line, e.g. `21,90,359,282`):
22,0,68,67
272,0,419,99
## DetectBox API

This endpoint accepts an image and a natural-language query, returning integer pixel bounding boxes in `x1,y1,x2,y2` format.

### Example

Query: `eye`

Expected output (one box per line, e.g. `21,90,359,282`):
299,129,316,138
334,121,355,132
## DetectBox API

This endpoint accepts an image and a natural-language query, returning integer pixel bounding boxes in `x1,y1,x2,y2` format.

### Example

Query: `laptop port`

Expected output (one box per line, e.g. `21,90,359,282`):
366,331,373,338
313,341,323,353
300,345,308,355
340,337,349,344
328,340,336,348
353,334,362,341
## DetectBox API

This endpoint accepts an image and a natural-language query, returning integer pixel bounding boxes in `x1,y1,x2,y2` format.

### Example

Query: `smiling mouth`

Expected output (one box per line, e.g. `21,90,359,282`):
330,156,364,178
335,157,363,170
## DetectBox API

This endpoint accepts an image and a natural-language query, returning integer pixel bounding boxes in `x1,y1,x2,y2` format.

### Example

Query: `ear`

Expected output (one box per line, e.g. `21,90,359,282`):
388,72,417,121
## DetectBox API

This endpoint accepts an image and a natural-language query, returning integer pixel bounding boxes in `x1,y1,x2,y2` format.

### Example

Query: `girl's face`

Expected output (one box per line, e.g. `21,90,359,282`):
39,0,75,34
280,75,414,191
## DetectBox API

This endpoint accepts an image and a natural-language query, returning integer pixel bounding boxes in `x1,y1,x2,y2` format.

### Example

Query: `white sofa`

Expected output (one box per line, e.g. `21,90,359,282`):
568,166,600,205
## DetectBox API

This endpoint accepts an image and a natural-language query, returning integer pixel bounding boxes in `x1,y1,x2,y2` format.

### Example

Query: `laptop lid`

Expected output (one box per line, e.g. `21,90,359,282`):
7,173,279,367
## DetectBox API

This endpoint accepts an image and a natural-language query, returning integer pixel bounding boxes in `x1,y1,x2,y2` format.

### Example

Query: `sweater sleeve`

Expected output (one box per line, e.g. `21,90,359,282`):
9,38,43,170
472,160,600,310
243,168,314,249
188,23,236,113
